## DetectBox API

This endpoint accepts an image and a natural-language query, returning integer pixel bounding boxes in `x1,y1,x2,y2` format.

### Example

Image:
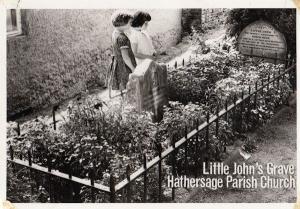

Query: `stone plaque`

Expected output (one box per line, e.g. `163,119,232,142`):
126,59,168,121
238,20,287,63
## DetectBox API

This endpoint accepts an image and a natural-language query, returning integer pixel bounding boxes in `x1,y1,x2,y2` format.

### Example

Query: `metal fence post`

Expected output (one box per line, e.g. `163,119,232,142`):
89,163,95,203
143,154,147,202
267,74,270,91
194,119,200,177
27,149,34,196
254,82,258,108
291,59,296,92
225,100,228,122
28,149,32,166
232,94,237,131
285,53,288,68
68,162,73,202
246,85,251,128
9,146,15,172
52,106,56,130
126,165,131,203
215,105,219,138
261,79,264,95
109,174,116,203
157,143,162,202
9,145,14,160
171,135,176,201
277,68,281,87
184,125,188,175
47,148,53,202
205,112,210,164
17,122,20,136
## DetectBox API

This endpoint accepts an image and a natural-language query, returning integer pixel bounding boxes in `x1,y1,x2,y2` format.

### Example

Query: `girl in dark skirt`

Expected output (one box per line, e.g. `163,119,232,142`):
106,11,137,97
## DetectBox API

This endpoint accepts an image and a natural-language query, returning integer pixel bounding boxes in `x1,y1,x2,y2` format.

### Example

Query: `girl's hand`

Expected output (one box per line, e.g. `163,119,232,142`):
121,48,136,71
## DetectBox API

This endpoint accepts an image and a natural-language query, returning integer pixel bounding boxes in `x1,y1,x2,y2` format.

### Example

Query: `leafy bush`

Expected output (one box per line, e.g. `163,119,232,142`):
7,163,50,203
213,62,292,131
167,57,232,104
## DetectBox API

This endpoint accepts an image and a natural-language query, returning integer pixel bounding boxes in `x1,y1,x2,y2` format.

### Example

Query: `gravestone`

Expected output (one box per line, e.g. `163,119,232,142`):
126,59,168,122
238,20,287,63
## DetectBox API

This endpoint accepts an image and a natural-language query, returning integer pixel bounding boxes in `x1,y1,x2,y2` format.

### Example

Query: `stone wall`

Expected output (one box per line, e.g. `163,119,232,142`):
201,9,229,28
7,9,182,117
181,9,229,35
181,9,202,35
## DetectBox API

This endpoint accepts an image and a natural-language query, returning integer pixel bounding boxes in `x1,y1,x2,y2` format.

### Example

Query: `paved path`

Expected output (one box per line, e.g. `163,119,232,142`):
179,101,296,203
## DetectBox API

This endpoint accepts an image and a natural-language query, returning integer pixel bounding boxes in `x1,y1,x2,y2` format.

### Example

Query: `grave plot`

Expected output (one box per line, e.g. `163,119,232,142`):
7,39,295,202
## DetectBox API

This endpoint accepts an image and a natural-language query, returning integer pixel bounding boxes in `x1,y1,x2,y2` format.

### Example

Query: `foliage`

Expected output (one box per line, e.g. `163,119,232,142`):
6,34,294,202
167,56,233,104
7,163,50,203
213,62,292,131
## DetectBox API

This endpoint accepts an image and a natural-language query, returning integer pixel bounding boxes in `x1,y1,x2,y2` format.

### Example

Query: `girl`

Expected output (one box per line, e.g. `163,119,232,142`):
107,11,137,97
129,11,157,65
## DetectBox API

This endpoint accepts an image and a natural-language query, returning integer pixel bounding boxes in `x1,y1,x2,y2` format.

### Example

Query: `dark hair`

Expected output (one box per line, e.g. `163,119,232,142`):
131,11,151,28
111,10,133,27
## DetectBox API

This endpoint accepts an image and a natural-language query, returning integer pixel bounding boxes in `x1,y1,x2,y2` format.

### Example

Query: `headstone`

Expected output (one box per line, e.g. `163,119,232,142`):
126,59,168,121
238,20,287,63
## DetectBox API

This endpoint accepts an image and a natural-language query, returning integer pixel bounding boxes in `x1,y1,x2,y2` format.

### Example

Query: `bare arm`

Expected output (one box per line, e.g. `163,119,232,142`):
121,48,135,72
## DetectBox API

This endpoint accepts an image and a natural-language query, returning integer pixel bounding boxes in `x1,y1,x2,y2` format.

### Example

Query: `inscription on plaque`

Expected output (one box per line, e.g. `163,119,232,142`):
238,20,287,63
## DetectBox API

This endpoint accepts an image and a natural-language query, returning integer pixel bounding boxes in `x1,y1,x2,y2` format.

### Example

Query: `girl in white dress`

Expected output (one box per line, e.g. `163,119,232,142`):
129,11,157,65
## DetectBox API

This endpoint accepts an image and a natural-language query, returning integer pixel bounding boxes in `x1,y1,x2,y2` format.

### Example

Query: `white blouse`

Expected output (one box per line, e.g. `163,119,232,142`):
128,28,156,64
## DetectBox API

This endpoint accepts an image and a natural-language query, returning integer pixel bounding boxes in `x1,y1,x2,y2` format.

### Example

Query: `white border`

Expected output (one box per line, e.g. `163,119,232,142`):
0,1,298,209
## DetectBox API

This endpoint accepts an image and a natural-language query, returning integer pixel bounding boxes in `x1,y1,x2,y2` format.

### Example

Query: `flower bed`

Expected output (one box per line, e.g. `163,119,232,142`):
7,46,293,202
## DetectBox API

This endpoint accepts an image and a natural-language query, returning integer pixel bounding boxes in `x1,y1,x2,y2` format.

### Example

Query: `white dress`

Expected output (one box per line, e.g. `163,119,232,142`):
128,29,156,65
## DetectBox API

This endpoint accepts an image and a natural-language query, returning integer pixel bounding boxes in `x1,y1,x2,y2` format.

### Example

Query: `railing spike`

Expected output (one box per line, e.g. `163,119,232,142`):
9,145,14,160
17,122,21,136
28,149,32,166
109,173,116,202
185,125,188,139
126,165,131,181
143,154,147,168
206,111,210,123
